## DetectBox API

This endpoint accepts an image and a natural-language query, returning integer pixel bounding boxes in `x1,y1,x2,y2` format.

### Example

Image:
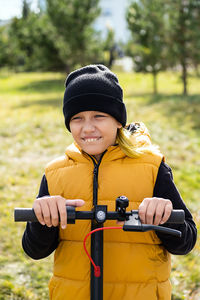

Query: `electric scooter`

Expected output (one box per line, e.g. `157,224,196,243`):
14,196,185,300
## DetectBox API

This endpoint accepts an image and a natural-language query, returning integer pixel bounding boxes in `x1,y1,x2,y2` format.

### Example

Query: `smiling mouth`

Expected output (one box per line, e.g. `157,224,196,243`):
82,137,102,143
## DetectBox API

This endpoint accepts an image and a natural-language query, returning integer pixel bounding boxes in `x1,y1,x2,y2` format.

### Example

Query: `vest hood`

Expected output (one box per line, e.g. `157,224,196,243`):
65,142,127,163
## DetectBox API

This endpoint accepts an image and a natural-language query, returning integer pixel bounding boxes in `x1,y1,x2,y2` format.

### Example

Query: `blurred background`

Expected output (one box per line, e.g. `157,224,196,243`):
0,0,200,299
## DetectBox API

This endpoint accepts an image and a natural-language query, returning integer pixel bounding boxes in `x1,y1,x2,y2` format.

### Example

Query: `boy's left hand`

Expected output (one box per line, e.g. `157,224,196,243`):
139,197,172,225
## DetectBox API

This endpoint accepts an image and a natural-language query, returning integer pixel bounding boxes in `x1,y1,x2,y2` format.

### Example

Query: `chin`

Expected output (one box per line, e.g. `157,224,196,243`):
83,146,103,156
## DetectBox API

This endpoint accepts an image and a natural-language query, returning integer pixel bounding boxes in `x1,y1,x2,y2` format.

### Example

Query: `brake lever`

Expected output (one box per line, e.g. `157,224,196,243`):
123,211,182,238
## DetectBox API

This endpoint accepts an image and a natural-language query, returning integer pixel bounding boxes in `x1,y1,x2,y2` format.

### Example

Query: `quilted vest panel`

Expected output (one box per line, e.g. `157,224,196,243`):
45,144,171,300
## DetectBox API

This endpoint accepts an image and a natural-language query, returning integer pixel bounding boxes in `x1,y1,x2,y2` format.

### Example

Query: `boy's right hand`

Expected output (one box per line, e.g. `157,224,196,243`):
33,196,85,229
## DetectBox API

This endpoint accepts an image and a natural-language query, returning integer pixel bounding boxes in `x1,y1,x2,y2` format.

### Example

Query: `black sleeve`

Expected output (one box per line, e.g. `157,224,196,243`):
153,161,197,255
22,175,59,260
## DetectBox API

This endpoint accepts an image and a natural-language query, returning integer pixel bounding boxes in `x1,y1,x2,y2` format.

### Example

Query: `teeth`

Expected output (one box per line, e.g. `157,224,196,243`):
84,138,99,142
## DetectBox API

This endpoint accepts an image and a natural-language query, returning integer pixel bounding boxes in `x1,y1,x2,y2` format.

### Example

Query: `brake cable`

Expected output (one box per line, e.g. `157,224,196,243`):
83,226,123,277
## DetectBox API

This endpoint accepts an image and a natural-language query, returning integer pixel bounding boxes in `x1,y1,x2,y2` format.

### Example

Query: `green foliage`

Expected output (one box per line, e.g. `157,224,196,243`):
46,0,103,71
126,0,200,95
0,25,21,69
0,71,199,299
22,0,32,19
1,0,104,72
8,12,64,71
166,0,200,94
127,0,167,71
126,0,168,94
1,0,200,83
166,0,200,65
0,26,10,67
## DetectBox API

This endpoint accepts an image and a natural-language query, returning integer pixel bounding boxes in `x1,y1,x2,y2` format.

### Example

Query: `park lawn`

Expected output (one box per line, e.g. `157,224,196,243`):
0,71,199,300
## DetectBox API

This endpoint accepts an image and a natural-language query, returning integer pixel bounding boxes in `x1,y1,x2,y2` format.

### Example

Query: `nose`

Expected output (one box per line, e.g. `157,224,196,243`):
82,119,96,133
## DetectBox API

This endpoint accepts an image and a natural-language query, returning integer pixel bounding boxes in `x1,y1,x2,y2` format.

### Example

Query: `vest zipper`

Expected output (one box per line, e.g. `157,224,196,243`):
89,152,106,300
93,165,98,206
90,151,106,207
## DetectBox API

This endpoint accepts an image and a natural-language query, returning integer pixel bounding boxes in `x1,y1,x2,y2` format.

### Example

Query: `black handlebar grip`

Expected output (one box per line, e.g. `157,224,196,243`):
14,207,76,223
166,210,185,224
14,208,38,222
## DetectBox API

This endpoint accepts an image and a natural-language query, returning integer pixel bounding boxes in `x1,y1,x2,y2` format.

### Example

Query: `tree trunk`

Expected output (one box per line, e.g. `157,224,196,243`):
194,63,200,77
108,47,115,69
182,59,187,95
152,71,158,95
178,2,188,95
65,64,71,75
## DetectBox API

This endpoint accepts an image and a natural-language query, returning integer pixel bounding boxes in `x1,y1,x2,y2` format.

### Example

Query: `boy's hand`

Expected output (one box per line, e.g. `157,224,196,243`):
33,196,85,229
139,197,172,225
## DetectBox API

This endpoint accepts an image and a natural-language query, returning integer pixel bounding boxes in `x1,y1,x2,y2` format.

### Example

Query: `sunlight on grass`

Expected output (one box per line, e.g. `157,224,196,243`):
0,71,199,299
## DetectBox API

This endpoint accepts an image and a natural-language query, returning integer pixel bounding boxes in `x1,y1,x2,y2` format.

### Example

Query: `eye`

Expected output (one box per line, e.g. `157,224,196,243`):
71,116,82,121
95,114,106,118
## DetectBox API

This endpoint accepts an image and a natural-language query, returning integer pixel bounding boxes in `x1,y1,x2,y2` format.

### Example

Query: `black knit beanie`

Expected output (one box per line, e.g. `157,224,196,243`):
63,64,127,131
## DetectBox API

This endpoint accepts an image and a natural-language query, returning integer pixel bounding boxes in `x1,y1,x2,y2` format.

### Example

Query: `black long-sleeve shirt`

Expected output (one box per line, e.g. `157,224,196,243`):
22,161,197,259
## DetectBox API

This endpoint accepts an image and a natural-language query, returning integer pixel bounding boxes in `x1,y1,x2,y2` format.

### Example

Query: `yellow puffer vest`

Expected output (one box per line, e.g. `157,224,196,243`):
45,143,171,300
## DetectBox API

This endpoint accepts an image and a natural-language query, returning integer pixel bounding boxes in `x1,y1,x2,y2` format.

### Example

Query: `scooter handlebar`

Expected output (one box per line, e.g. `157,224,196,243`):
165,209,185,224
14,208,37,222
14,207,185,224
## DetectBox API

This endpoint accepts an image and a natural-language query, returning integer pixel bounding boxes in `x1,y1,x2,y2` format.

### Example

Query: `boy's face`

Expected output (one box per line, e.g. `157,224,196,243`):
69,111,122,161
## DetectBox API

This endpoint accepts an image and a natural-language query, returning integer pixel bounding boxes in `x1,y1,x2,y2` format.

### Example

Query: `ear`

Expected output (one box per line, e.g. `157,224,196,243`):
117,122,122,129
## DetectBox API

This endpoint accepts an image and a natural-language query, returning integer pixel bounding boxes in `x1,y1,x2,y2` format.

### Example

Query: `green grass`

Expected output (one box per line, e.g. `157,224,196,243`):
0,71,199,299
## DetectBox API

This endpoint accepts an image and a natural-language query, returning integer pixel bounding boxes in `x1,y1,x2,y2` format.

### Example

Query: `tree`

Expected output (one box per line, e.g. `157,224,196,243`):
167,0,200,95
0,24,23,70
8,0,38,70
9,2,64,71
22,0,31,19
46,0,103,72
102,29,121,69
0,27,10,68
5,0,104,71
126,0,168,94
